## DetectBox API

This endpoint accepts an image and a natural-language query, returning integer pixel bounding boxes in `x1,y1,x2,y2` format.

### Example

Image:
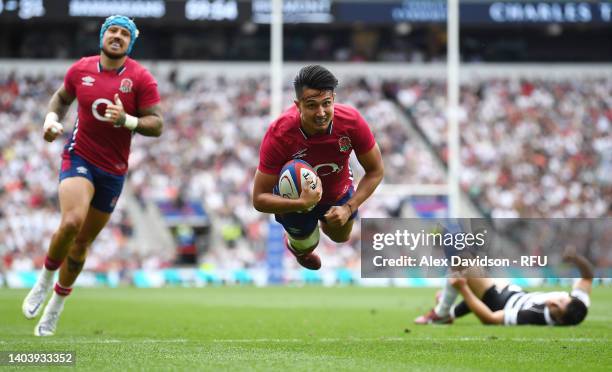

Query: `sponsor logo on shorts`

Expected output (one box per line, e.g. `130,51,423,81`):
76,166,88,175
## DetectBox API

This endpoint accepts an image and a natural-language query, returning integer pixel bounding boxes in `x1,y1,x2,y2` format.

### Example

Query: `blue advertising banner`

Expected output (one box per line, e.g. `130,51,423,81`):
266,219,285,284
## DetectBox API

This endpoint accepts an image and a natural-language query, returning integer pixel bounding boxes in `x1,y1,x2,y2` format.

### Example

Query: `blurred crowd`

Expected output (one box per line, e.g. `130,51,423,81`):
1,70,609,273
0,70,441,272
395,78,611,218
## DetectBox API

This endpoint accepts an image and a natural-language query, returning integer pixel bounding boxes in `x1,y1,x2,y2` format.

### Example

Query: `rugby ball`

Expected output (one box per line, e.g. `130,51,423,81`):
278,159,317,200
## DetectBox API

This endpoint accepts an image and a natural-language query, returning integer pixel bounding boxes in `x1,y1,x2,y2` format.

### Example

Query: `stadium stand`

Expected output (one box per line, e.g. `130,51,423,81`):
1,64,610,277
396,78,611,218
0,68,443,273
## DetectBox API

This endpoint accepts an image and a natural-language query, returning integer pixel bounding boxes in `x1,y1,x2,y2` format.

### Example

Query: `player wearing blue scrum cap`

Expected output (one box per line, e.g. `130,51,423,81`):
99,15,140,56
22,16,163,336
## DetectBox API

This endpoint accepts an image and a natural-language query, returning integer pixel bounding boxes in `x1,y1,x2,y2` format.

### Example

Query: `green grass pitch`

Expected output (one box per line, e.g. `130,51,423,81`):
1,286,610,371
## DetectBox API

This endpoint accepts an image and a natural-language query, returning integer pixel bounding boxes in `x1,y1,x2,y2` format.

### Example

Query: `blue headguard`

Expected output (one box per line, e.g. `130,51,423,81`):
99,15,139,55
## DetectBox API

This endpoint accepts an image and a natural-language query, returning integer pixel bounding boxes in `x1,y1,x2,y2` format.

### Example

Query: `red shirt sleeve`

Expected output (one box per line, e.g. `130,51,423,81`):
351,109,376,155
136,69,161,110
63,59,81,97
257,127,285,175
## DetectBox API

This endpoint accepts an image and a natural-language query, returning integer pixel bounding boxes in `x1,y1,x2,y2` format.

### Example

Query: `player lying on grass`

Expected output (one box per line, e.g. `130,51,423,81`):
429,252,593,326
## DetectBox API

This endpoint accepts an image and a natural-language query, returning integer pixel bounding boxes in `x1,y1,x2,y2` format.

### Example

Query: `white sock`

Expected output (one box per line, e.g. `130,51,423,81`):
434,280,458,317
39,267,56,286
46,291,67,312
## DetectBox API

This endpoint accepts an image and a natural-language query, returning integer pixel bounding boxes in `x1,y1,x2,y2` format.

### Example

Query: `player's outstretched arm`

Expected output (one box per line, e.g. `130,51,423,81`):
252,170,322,214
563,248,594,295
450,277,504,325
43,84,75,142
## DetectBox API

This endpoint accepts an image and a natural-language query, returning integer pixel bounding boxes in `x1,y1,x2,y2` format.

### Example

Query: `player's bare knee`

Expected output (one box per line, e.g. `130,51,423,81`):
60,215,84,237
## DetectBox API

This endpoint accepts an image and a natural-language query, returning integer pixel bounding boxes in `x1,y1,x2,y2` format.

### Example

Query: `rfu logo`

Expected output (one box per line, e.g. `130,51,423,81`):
119,78,133,93
314,163,343,177
81,76,95,86
76,166,88,175
338,136,352,153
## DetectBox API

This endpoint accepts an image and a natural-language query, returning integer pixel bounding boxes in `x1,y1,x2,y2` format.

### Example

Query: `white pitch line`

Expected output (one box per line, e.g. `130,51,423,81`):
211,337,606,343
0,339,188,345
1,337,606,345
211,338,303,343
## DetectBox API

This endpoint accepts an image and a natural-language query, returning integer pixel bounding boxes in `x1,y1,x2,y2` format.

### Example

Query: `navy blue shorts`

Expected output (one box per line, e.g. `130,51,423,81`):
274,187,358,238
59,152,125,213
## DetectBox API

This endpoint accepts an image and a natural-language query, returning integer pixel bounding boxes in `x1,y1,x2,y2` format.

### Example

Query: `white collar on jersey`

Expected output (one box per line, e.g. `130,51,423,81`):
299,121,334,139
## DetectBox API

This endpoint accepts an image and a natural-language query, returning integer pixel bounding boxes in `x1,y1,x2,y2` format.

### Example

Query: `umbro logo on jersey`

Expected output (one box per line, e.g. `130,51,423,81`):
76,166,88,175
292,148,308,159
81,76,95,86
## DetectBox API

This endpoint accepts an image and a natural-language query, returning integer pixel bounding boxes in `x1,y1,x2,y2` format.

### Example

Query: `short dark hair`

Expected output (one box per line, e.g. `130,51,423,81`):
293,65,338,99
560,297,588,326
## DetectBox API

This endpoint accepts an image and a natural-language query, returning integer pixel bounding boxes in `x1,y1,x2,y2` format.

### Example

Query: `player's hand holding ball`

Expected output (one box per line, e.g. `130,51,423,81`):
299,175,322,212
43,112,64,142
278,159,321,212
105,94,138,130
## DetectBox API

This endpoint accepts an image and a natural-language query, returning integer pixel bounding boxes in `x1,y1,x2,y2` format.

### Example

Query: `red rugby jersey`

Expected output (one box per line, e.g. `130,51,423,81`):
63,56,160,175
258,103,376,204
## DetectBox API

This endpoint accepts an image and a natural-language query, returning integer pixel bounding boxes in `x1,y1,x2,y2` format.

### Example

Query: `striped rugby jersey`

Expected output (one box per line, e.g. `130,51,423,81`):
503,287,590,325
